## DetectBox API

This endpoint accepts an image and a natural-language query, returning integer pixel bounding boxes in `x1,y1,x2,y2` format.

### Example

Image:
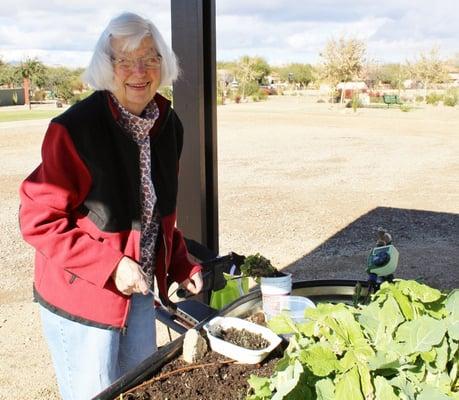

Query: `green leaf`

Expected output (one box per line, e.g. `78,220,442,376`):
389,372,417,400
267,313,299,335
420,348,436,363
335,368,364,400
448,336,459,361
445,290,459,318
374,376,398,400
395,315,446,354
433,338,448,371
397,280,442,303
357,362,373,399
297,320,315,337
424,298,449,319
424,371,452,394
304,303,348,322
391,286,415,321
445,289,459,340
368,351,401,370
448,320,459,341
380,295,406,334
315,378,335,400
359,296,404,349
271,360,303,400
449,357,457,387
417,385,452,400
247,375,272,398
284,383,313,400
405,360,426,385
357,301,381,340
298,343,338,377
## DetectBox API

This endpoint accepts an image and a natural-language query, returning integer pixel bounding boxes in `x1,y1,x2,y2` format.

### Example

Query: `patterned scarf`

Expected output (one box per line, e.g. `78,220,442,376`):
109,93,161,287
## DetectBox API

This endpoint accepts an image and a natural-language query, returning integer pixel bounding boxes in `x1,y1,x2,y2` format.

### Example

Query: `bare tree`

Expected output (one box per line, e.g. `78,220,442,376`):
235,55,270,99
408,48,448,99
320,36,366,103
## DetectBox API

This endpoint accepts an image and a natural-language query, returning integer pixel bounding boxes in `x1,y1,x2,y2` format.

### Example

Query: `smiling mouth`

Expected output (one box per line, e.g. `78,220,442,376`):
126,82,150,89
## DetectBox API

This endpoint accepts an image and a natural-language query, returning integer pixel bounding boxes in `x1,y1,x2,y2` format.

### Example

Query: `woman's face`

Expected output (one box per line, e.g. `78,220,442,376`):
111,36,161,115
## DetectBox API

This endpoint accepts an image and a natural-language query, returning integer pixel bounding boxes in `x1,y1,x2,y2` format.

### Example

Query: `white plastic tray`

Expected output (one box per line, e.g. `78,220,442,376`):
203,316,282,364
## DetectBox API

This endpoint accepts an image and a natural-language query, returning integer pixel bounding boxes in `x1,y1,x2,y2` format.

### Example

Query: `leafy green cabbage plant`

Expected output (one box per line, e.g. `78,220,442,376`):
247,280,459,400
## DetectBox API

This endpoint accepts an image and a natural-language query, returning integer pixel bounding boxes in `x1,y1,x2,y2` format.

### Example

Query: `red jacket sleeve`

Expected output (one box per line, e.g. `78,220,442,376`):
19,122,124,287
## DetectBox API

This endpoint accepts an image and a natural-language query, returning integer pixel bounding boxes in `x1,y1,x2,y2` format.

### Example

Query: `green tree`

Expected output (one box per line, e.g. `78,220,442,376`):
43,66,84,102
408,48,448,99
235,55,270,99
320,36,366,102
277,63,314,88
379,63,410,92
0,62,22,88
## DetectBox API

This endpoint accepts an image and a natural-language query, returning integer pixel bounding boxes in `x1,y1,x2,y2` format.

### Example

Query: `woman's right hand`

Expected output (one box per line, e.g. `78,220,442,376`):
111,257,149,295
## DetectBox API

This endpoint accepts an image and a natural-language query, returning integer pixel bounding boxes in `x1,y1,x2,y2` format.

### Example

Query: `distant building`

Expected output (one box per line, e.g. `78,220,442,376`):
0,88,25,106
448,72,459,87
336,81,368,100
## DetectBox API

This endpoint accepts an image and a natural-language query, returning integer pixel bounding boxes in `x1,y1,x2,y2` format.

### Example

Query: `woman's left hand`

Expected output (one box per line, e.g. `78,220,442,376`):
181,271,204,294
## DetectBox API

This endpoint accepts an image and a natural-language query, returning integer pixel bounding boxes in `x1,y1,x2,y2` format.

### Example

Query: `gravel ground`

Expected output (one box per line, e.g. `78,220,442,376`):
0,97,458,399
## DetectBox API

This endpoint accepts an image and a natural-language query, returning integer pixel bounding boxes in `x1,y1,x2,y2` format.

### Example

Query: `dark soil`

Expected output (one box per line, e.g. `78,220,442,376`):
121,344,286,400
220,327,270,350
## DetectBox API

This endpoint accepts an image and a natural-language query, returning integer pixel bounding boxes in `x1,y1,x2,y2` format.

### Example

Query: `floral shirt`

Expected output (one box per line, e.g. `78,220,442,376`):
110,93,161,287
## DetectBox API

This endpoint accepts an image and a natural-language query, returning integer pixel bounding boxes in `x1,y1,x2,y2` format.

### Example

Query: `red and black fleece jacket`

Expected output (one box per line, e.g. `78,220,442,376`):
19,90,201,331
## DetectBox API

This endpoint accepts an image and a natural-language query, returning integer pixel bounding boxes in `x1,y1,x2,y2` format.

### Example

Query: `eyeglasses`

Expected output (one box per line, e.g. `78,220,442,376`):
112,54,162,71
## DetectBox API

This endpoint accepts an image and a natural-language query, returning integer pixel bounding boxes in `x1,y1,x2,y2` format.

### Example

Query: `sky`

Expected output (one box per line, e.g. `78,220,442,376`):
1,0,458,68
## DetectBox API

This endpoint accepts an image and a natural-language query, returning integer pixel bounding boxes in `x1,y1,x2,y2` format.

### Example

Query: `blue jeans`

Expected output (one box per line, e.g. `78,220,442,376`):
40,293,156,400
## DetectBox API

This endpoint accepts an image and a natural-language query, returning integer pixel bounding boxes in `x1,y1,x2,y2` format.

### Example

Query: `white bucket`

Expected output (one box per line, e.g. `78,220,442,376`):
260,273,292,316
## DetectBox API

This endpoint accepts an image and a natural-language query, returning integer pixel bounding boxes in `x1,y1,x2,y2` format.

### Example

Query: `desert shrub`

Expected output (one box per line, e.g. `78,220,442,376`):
346,94,363,111
33,90,46,101
240,81,260,97
316,99,325,103
443,95,457,107
400,104,411,112
251,90,268,102
415,95,424,103
426,92,442,105
443,89,458,107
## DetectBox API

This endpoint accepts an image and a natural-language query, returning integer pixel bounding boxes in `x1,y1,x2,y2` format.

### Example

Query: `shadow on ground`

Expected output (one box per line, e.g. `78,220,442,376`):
285,207,459,291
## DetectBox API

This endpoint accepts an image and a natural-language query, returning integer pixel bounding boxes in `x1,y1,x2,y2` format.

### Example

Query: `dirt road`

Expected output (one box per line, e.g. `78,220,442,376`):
1,96,458,399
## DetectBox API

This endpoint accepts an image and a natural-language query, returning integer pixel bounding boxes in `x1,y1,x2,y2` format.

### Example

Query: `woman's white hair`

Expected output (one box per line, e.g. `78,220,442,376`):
83,12,179,91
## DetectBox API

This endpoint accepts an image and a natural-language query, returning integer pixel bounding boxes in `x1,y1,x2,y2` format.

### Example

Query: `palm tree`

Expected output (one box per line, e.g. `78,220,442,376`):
19,58,45,109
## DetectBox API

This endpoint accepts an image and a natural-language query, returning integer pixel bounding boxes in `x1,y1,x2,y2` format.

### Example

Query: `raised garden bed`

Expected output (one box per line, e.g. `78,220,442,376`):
96,280,370,400
118,344,286,399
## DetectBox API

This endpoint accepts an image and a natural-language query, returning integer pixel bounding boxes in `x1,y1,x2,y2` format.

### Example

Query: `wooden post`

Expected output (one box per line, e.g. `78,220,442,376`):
171,0,219,253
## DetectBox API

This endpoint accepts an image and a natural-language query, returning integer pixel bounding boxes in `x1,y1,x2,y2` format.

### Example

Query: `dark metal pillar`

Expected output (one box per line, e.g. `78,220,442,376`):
171,0,218,253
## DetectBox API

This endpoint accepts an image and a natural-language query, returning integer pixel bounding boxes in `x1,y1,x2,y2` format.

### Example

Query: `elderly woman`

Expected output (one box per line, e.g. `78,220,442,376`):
19,12,203,400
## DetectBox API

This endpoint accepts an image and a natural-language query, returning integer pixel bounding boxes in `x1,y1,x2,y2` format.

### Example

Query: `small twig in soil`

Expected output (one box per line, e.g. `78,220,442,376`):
119,359,235,398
